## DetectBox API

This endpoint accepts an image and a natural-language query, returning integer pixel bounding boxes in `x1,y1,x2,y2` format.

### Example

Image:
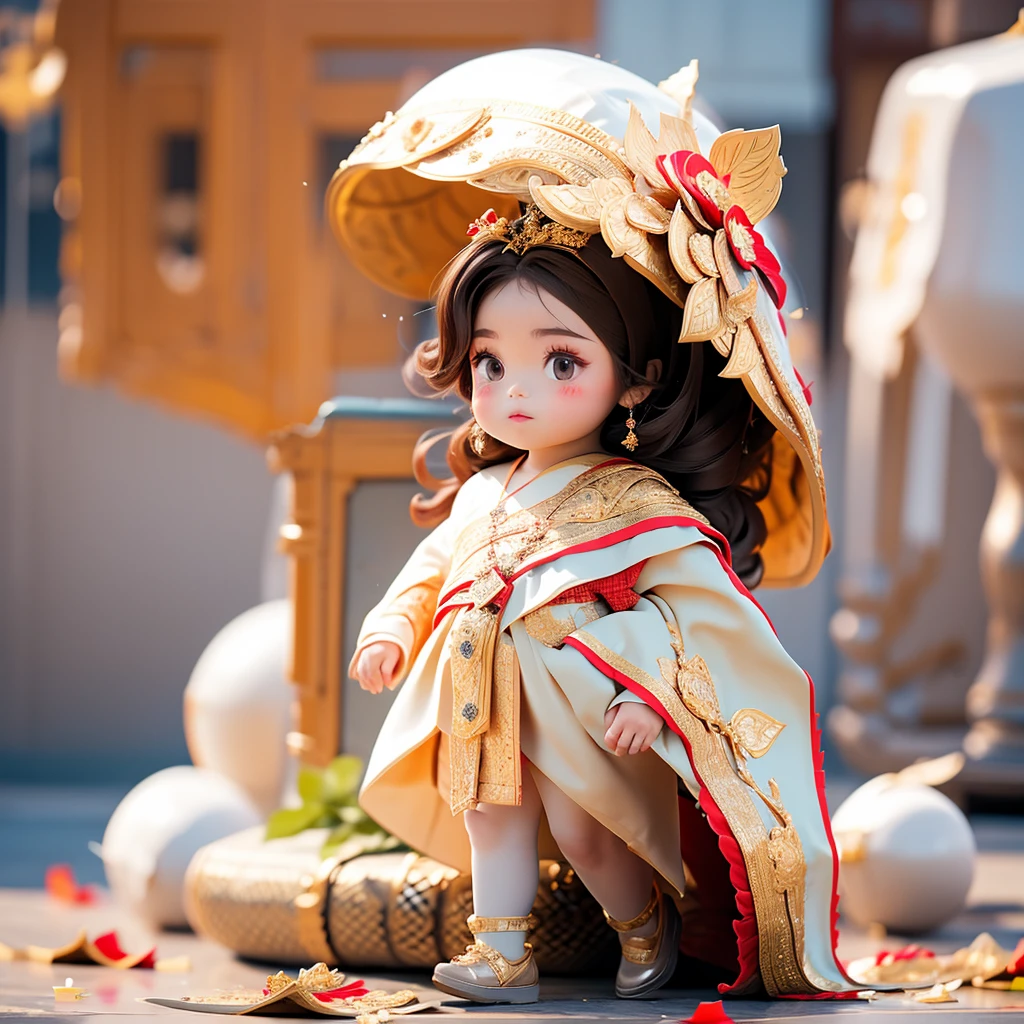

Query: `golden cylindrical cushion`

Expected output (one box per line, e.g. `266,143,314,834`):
185,827,618,973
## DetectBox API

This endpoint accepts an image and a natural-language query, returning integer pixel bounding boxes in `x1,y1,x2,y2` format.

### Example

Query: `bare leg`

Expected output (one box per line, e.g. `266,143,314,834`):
462,769,542,960
529,765,658,941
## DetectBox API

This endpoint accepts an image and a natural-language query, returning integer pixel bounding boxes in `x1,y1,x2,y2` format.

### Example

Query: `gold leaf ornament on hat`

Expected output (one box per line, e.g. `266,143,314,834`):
528,92,787,372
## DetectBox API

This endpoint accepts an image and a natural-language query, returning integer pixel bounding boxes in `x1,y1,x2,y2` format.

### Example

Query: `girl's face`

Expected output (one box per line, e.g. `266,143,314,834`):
469,279,623,454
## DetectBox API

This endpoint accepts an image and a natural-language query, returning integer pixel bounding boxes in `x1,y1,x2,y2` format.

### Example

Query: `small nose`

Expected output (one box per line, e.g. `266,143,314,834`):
507,381,526,399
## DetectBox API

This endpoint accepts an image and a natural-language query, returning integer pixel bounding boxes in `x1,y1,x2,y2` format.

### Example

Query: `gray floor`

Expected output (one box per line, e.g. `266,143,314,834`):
1,784,1023,1022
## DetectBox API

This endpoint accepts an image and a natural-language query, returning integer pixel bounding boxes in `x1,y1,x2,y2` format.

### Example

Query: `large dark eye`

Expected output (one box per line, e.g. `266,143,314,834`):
546,355,578,381
478,356,504,382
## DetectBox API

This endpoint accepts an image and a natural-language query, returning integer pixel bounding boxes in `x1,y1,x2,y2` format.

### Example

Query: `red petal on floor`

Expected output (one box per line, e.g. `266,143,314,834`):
90,931,157,969
91,932,127,960
44,865,97,905
311,981,370,1001
875,944,935,966
683,1000,734,1023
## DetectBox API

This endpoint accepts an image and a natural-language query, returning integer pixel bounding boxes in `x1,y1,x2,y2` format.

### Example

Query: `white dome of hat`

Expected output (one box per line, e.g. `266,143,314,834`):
404,47,721,153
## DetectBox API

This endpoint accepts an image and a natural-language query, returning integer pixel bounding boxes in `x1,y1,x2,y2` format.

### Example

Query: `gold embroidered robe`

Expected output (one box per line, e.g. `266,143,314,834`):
352,454,857,998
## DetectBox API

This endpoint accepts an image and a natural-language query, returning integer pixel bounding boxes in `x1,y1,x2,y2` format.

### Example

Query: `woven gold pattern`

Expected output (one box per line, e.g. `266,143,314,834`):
438,875,475,961
184,827,324,964
328,853,404,967
387,855,451,966
186,829,617,974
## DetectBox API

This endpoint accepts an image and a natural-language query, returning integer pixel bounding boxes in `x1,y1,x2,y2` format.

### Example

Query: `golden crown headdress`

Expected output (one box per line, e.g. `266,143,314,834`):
466,204,592,255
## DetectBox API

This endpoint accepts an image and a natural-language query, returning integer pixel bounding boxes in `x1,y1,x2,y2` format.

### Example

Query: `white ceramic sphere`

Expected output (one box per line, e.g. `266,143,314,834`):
101,766,262,929
183,600,293,813
832,780,976,934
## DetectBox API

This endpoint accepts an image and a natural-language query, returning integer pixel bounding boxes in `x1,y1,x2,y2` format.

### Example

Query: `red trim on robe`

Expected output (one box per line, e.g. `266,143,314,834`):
563,636,762,995
684,548,855,988
434,516,730,627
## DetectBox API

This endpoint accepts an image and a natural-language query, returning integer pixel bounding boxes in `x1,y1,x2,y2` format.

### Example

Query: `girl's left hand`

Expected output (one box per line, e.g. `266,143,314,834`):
603,702,664,756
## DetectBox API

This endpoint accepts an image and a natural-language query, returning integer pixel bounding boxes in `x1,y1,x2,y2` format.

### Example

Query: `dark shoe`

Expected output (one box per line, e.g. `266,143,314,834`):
607,887,681,999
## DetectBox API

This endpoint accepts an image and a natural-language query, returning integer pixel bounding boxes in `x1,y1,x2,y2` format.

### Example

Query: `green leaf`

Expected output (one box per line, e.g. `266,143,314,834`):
337,805,365,825
297,767,324,805
312,810,341,829
322,755,363,805
320,822,356,855
265,803,326,840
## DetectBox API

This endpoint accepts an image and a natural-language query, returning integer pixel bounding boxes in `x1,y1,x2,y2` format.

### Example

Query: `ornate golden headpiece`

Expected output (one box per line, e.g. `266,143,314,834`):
325,52,830,588
466,204,592,256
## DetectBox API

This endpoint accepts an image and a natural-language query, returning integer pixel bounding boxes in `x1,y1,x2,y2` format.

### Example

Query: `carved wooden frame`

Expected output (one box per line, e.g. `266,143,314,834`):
267,400,451,765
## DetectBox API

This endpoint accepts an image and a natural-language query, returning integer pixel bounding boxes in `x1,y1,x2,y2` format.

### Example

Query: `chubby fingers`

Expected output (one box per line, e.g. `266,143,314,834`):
607,723,637,757
381,646,402,690
603,710,627,756
356,650,385,694
604,716,662,756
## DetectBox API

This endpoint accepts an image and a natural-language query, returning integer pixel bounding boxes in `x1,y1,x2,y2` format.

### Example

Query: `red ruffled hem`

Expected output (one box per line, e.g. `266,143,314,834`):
693,540,855,990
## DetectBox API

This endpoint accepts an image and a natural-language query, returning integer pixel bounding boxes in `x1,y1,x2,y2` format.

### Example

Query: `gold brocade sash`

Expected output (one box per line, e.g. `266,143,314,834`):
448,610,522,814
442,459,708,814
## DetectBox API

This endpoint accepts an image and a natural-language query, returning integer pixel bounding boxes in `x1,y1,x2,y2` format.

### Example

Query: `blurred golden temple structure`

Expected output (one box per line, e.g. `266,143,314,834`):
54,0,594,438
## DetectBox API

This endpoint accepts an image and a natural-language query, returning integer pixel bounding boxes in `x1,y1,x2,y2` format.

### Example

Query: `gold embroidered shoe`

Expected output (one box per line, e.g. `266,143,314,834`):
605,885,681,999
431,915,539,1004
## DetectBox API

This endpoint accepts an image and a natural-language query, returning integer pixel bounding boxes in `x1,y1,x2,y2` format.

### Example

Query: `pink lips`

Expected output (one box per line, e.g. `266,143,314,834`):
508,413,532,422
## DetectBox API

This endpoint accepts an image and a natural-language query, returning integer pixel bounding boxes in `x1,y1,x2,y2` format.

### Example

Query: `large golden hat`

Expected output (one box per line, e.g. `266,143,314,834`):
326,49,828,587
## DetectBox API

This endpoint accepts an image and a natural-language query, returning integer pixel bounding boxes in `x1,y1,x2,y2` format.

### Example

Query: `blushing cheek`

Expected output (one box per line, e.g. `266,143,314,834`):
558,383,584,399
472,382,496,423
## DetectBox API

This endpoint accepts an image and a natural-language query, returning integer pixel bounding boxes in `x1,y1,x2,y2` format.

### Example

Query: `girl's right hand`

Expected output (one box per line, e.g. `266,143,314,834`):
351,640,403,694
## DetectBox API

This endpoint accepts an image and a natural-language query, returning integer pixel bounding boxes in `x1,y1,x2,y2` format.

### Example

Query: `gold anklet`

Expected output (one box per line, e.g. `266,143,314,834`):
603,885,660,932
467,914,536,934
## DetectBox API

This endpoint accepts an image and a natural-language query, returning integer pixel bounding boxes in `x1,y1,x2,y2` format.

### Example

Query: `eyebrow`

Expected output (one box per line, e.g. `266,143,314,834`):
471,326,592,340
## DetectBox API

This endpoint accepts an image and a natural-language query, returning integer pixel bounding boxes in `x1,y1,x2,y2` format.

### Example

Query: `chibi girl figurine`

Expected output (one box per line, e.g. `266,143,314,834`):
331,49,856,1003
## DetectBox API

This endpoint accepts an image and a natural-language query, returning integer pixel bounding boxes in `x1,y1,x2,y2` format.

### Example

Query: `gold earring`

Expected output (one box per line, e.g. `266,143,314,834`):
469,421,488,456
622,407,638,452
